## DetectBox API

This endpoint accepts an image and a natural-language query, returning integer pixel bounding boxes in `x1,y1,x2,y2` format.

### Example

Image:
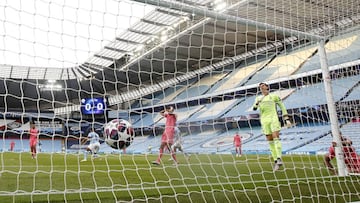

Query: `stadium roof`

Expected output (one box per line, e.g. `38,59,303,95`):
0,0,360,111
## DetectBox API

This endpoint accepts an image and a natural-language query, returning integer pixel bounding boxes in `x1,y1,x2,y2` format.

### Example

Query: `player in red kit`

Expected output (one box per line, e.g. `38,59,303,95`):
233,132,242,157
324,133,360,174
153,106,178,165
10,140,15,151
29,122,39,159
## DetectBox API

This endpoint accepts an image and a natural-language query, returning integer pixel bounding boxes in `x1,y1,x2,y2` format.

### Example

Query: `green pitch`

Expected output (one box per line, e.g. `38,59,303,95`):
0,152,359,202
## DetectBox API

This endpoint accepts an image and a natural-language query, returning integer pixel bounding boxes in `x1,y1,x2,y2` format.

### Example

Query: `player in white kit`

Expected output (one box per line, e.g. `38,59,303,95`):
170,127,190,161
81,128,100,162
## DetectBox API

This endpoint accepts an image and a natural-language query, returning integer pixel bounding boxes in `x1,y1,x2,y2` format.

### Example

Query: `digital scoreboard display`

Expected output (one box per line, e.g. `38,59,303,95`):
80,98,107,115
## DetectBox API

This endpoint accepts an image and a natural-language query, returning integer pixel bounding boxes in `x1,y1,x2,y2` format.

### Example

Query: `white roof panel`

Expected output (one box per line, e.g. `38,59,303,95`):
45,68,64,80
118,31,152,44
0,65,12,78
156,7,189,16
28,68,46,79
63,69,76,79
107,41,139,52
72,68,85,78
87,56,113,67
132,22,164,35
11,66,29,78
97,49,126,60
145,12,181,26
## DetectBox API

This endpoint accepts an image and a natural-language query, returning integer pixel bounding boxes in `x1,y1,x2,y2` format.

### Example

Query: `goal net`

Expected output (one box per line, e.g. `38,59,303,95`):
1,0,360,202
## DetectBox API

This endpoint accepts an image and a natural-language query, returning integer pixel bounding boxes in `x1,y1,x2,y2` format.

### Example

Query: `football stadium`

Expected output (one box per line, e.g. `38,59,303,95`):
1,0,360,202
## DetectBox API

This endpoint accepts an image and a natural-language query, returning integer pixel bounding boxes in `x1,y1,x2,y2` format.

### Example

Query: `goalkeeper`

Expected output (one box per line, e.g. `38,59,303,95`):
253,82,292,171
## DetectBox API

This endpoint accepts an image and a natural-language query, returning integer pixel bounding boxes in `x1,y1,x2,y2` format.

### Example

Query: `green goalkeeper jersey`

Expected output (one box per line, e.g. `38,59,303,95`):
253,93,288,120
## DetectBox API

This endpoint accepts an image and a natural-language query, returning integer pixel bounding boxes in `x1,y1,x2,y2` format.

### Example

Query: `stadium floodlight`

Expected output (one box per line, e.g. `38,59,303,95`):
173,16,190,28
212,0,227,11
159,35,168,42
133,44,145,56
159,27,174,42
145,36,158,45
39,80,63,92
135,45,145,52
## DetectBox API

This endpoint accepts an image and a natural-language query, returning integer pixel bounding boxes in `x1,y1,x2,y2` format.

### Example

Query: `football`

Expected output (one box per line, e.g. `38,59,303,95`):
104,119,135,150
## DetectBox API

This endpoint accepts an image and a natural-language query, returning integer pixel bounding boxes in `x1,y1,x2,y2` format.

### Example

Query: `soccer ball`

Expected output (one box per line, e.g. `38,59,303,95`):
104,119,135,150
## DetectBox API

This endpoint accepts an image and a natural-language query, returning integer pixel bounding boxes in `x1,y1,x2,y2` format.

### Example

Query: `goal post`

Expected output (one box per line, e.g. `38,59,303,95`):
1,0,360,202
318,39,346,176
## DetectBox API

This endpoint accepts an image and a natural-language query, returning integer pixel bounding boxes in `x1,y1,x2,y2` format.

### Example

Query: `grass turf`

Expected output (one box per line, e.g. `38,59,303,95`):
0,152,359,202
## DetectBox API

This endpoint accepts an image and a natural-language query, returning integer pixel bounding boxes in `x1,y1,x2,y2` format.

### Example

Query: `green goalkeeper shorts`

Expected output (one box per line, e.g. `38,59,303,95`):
261,118,281,135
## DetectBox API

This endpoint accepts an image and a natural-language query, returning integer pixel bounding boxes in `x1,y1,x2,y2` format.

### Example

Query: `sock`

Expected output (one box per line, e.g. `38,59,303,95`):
157,148,163,162
171,150,177,163
84,151,88,160
32,147,37,157
273,138,282,160
269,141,277,161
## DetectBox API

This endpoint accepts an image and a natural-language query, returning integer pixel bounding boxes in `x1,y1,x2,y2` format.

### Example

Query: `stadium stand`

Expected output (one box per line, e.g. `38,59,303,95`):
283,74,360,110
339,122,360,152
290,122,360,154
207,60,270,93
296,32,360,74
265,46,318,81
222,88,294,118
174,73,226,100
241,64,277,86
242,124,331,155
2,139,63,153
185,99,240,122
342,82,360,102
132,105,203,128
157,106,203,124
131,112,162,128
159,78,198,103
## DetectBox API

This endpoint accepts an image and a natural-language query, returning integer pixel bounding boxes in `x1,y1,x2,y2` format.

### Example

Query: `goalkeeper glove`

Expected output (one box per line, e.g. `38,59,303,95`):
253,102,260,111
283,115,292,128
